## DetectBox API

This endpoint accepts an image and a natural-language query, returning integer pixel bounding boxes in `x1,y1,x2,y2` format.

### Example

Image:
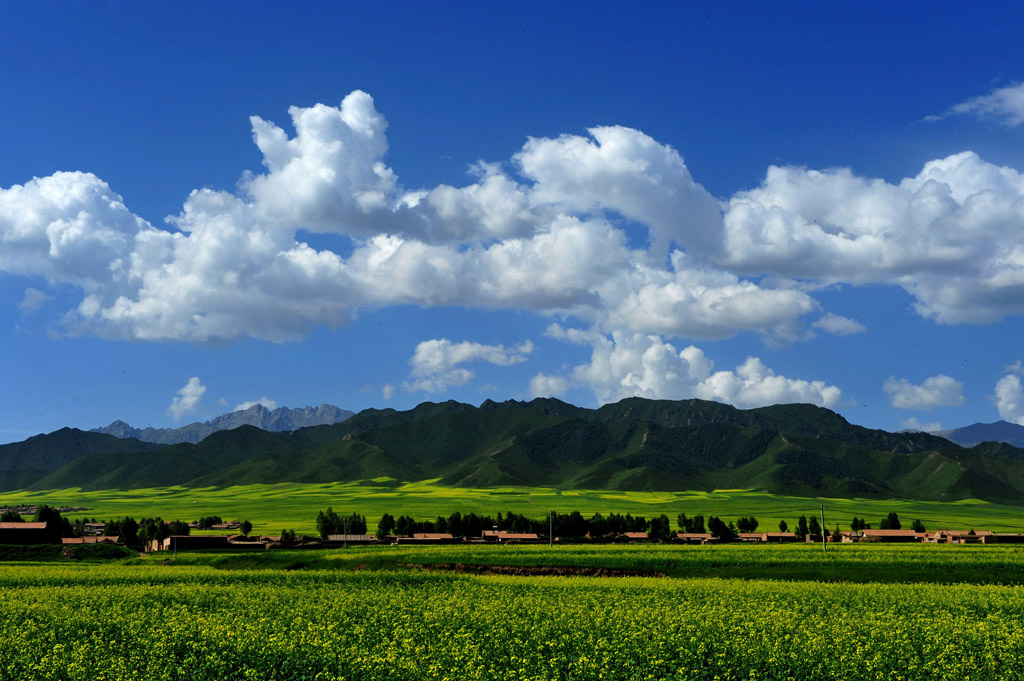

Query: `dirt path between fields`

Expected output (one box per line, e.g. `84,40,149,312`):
403,563,666,578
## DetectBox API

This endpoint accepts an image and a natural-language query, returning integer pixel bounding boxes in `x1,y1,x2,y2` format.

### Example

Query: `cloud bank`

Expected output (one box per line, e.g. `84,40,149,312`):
545,325,843,409
3,90,1023,408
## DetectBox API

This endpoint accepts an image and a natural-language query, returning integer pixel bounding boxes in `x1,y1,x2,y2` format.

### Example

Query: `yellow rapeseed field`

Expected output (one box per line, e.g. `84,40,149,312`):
3,555,1024,680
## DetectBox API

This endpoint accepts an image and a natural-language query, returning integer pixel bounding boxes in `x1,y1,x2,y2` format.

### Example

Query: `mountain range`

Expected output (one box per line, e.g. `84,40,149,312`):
91,404,354,445
2,397,1024,505
933,421,1024,449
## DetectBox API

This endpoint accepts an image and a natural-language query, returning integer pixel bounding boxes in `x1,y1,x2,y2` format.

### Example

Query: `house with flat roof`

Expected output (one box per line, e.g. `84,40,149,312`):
676,533,713,544
326,534,378,545
0,521,51,544
860,529,919,543
61,536,120,545
481,530,543,543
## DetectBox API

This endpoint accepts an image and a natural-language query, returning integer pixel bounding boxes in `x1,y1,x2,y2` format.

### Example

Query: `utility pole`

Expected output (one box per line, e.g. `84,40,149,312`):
820,503,827,553
549,510,553,548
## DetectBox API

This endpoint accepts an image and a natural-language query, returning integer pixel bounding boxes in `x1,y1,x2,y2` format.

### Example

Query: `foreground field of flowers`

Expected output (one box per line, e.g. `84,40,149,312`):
3,550,1024,680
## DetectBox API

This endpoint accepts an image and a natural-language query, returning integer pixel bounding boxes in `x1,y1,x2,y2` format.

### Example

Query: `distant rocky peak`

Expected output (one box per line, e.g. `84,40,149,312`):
92,404,354,445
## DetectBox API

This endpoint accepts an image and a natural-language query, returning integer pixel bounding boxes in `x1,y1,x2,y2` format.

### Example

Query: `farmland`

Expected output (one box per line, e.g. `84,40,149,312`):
4,545,1024,679
3,480,1024,535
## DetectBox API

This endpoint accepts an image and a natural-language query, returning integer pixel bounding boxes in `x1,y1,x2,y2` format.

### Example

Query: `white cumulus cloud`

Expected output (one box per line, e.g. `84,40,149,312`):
995,372,1024,425
234,397,277,411
811,312,867,336
404,339,534,393
168,377,206,421
900,417,943,432
18,287,51,315
0,92,824,346
883,374,965,410
561,330,843,409
530,373,569,398
5,89,1024,366
722,152,1024,324
514,125,723,255
927,82,1024,128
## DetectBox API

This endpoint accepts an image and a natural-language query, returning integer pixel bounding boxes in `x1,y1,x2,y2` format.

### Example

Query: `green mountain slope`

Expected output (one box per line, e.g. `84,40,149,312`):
0,428,159,475
6,397,1024,505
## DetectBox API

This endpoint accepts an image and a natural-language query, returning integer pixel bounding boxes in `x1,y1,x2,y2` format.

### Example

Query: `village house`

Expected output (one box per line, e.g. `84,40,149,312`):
150,535,232,552
481,530,543,543
859,529,920,543
61,536,120,545
325,534,378,546
0,522,51,544
395,533,457,545
930,529,992,544
676,532,714,544
761,532,799,543
980,533,1024,544
621,531,650,541
209,521,241,531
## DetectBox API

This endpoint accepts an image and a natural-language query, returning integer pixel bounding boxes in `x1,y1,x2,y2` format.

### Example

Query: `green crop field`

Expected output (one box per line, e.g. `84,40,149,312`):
2,481,1023,535
5,545,1024,679
165,543,1024,585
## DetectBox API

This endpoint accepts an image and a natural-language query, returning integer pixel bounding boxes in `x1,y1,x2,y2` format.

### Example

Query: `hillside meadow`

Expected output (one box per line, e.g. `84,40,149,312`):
1,480,1022,535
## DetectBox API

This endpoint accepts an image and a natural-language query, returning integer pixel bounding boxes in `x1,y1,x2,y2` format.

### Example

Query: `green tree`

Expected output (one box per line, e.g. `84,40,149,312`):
678,514,706,534
736,516,759,533
808,516,821,536
344,513,367,535
118,517,139,548
0,510,22,523
879,512,901,530
167,520,191,536
241,520,253,536
138,518,170,548
778,520,788,533
316,507,339,539
377,513,396,540
794,516,809,541
707,516,735,541
32,504,72,541
447,512,463,537
647,514,672,540
851,517,870,531
911,518,926,533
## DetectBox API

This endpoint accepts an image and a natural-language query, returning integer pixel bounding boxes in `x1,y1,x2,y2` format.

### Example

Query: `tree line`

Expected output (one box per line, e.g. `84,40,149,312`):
314,508,930,542
0,506,253,549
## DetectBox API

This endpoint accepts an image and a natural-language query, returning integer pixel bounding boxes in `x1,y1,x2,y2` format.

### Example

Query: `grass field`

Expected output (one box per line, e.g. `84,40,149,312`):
2,480,1023,535
5,545,1024,679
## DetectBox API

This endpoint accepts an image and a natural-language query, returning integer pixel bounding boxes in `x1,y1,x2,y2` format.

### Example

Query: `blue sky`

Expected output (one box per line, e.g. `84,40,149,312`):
2,3,1024,443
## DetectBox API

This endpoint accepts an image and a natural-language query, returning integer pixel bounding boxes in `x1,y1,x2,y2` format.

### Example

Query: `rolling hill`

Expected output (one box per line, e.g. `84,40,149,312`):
3,397,1024,505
